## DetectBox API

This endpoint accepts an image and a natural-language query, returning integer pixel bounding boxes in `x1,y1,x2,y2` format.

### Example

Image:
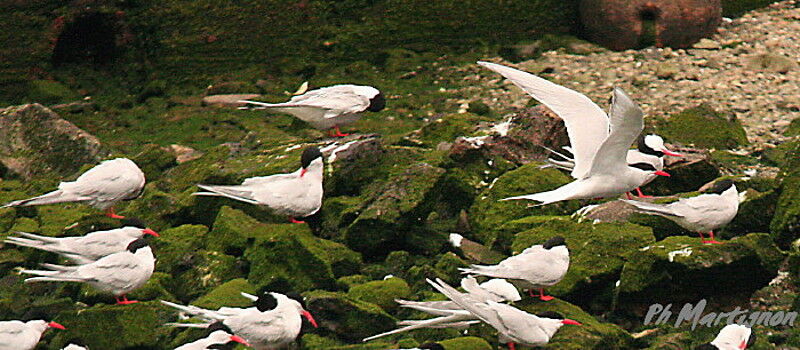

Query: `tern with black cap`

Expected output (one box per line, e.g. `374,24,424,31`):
194,147,324,223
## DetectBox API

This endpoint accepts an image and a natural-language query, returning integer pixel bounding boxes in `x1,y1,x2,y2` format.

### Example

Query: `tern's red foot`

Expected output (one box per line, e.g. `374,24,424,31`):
703,232,723,244
105,208,126,219
528,289,539,298
634,188,654,198
115,296,139,305
329,126,350,137
289,217,306,224
540,295,555,301
507,342,516,350
703,240,724,244
625,192,633,200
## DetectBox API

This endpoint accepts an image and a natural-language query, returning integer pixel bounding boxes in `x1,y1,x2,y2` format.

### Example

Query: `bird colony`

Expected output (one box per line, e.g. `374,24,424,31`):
0,60,778,350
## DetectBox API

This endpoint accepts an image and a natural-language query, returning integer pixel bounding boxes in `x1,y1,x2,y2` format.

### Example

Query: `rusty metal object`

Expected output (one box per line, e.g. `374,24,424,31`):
580,0,722,50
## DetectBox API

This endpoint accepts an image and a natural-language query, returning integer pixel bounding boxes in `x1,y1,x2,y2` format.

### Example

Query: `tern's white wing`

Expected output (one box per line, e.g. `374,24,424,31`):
478,61,609,178
711,324,752,350
427,278,510,335
60,158,145,204
586,88,643,177
287,85,371,117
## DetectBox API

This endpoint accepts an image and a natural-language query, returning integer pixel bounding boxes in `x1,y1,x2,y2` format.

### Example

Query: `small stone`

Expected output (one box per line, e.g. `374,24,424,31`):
693,38,721,49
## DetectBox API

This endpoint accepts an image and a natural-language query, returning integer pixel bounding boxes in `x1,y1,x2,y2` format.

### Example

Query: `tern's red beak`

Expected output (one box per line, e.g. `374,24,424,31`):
142,228,160,237
230,335,251,346
654,170,671,177
300,168,307,177
562,319,582,326
302,310,318,328
47,321,66,330
661,149,683,157
739,340,747,349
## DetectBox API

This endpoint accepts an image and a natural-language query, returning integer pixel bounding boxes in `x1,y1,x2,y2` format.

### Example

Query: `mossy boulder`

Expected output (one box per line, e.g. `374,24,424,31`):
468,162,579,249
132,143,178,181
511,217,655,311
345,162,447,258
440,336,493,350
722,188,777,238
520,299,634,349
304,290,396,342
771,141,800,248
654,104,748,150
347,277,412,312
191,278,256,309
26,80,79,105
615,233,784,322
48,301,176,349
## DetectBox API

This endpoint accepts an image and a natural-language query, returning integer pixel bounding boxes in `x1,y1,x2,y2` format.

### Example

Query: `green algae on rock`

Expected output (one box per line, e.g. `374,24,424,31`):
520,299,635,349
439,336,493,350
653,104,749,150
615,233,784,323
771,141,800,248
304,290,396,342
347,277,412,312
191,278,256,309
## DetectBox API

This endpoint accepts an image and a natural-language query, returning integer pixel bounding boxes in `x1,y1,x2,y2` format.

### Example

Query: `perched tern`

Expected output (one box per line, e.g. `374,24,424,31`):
363,277,521,341
21,238,155,305
239,84,385,137
621,180,739,244
1,158,145,219
547,134,683,197
460,236,569,301
4,218,159,264
696,324,755,350
427,278,580,350
61,344,87,350
478,62,669,204
163,291,317,350
194,147,323,223
0,320,65,350
174,321,251,350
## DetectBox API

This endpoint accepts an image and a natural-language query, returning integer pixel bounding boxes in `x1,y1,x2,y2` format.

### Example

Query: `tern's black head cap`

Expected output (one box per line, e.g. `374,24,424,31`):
708,179,735,195
543,236,566,249
255,293,279,312
637,136,662,157
286,291,307,308
121,217,147,229
419,343,444,350
126,238,149,253
367,91,386,112
537,311,564,320
629,162,658,172
206,321,234,336
301,147,323,169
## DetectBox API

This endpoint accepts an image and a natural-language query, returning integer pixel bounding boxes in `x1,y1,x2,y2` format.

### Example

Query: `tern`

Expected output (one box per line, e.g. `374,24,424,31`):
194,147,323,223
174,321,251,350
621,180,739,244
0,320,65,350
239,84,385,137
163,291,317,350
460,236,569,301
363,277,521,342
1,158,145,219
4,218,159,264
21,238,155,305
478,62,670,204
696,324,755,350
427,278,580,350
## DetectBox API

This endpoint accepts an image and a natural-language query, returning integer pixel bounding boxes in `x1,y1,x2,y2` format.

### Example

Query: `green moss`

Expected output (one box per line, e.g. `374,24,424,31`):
132,143,177,181
468,162,580,248
347,277,411,312
304,290,396,342
771,141,800,248
654,104,749,150
440,336,493,350
786,118,800,137
616,233,783,322
520,299,634,349
192,278,256,309
26,80,79,105
723,0,779,16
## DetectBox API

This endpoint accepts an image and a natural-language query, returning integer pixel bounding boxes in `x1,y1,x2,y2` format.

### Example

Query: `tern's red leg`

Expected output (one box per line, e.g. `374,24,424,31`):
507,342,516,350
704,231,723,244
289,217,306,224
625,192,633,200
635,188,654,198
539,288,555,301
105,207,125,219
529,289,540,298
115,295,139,305
330,126,350,137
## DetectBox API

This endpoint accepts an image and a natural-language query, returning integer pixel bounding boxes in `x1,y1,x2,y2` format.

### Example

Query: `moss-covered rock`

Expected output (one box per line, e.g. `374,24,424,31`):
615,233,784,323
468,162,580,249
191,278,256,309
654,105,749,150
132,143,178,181
48,301,176,349
304,290,396,342
26,80,80,105
347,277,411,312
511,217,655,311
440,336,493,350
345,162,447,258
771,141,800,248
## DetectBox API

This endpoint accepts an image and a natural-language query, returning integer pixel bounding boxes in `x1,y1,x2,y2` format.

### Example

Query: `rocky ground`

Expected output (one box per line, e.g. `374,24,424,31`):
0,2,799,350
